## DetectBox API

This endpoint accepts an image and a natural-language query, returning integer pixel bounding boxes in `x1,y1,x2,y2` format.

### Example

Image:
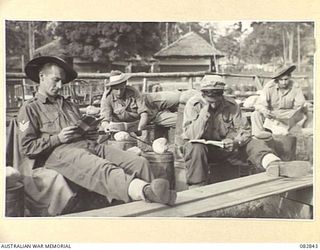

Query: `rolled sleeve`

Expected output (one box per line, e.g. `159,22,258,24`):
136,95,149,115
232,105,252,146
182,102,210,140
100,92,113,122
293,87,306,109
254,88,270,113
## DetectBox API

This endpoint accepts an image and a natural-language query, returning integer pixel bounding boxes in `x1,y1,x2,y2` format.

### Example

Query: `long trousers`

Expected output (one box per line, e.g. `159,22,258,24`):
45,140,153,203
144,91,180,128
183,138,276,185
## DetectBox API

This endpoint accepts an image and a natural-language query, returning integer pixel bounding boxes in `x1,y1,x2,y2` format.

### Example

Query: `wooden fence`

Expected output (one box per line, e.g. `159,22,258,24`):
6,71,312,110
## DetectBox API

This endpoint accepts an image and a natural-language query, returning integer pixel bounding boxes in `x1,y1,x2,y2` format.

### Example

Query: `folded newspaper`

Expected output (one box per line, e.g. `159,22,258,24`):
75,115,103,134
190,139,224,148
263,118,289,135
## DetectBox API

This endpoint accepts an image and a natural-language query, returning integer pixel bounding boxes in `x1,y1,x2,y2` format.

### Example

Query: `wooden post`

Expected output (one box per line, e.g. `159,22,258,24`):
142,78,148,93
188,77,194,89
165,23,169,47
21,54,26,102
254,75,263,90
28,22,35,59
297,24,301,71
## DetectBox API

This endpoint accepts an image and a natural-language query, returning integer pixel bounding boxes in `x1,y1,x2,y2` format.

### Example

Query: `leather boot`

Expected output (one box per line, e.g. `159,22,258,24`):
143,178,177,206
266,161,311,178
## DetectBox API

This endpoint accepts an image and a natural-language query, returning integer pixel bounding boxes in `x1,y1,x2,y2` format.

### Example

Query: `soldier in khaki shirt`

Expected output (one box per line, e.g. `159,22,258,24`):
251,65,306,136
182,75,311,188
100,70,180,132
18,55,176,209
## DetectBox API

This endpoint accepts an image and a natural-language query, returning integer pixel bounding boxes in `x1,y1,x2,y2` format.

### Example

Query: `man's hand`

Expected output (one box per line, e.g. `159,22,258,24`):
222,138,234,152
85,127,99,141
261,109,275,119
58,126,82,144
100,121,111,132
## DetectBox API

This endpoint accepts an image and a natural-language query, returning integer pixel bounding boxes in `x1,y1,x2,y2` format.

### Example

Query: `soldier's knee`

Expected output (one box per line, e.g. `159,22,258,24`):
251,110,261,119
183,142,207,160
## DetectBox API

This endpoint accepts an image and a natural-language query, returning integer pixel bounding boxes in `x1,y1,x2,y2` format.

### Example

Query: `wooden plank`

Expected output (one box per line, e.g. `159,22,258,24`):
64,173,303,217
143,175,313,217
281,187,313,206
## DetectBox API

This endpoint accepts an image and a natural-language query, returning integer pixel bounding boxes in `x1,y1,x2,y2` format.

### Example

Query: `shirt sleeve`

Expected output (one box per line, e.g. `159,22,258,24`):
136,94,149,115
100,91,113,122
293,86,306,109
182,101,210,140
17,103,61,158
232,104,252,147
254,87,270,113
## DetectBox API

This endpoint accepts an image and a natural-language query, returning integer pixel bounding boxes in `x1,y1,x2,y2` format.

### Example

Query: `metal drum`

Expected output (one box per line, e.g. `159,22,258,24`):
142,151,175,190
175,103,186,147
108,140,137,151
6,182,24,217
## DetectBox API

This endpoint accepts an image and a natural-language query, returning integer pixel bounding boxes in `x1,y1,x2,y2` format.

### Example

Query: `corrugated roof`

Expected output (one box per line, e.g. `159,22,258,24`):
154,31,223,58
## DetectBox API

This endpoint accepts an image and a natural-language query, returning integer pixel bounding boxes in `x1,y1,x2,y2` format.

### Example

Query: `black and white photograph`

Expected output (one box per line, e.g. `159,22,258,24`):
5,20,314,220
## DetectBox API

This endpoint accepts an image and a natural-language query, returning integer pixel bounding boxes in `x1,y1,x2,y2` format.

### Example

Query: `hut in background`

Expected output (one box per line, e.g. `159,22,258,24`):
154,31,224,73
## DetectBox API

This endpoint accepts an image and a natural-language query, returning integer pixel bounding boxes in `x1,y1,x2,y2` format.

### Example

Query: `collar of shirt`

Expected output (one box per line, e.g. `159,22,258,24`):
111,87,135,102
35,92,63,104
275,82,293,96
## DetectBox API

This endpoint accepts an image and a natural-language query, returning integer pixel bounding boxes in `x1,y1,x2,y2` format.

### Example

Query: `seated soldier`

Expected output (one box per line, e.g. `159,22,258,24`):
182,74,311,188
100,70,180,132
18,55,176,211
251,65,306,136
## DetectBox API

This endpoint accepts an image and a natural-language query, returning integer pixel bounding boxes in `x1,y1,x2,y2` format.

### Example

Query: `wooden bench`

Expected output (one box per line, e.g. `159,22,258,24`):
64,172,313,218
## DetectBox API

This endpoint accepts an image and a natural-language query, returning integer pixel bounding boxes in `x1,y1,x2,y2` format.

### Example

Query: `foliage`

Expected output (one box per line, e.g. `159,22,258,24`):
215,22,242,63
6,21,29,59
53,22,164,62
6,21,55,61
6,21,314,69
241,22,314,65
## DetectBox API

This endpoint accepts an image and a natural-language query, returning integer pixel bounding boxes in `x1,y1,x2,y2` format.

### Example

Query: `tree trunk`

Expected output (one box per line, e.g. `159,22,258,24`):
297,24,301,71
282,29,287,64
165,23,169,47
287,29,294,64
28,22,35,59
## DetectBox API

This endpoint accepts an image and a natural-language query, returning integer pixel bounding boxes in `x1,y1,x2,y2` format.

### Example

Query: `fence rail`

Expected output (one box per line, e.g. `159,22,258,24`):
6,71,310,80
6,71,312,110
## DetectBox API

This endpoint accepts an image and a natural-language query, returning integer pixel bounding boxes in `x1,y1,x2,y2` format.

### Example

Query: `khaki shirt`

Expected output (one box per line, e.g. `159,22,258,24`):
182,94,251,146
255,80,305,114
100,86,149,122
17,93,82,159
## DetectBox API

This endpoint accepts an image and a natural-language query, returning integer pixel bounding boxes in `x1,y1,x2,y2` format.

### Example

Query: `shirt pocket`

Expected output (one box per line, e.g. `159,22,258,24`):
220,113,234,136
41,113,60,134
282,96,295,109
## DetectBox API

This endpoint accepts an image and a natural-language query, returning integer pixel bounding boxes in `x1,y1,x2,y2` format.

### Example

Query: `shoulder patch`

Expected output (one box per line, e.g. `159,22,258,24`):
19,120,30,132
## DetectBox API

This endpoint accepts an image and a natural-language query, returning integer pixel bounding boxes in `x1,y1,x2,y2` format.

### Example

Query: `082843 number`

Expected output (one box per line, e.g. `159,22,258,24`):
300,244,319,248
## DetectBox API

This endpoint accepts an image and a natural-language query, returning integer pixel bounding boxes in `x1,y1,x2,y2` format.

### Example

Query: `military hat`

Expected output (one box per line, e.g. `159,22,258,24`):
106,70,131,87
200,75,226,91
25,54,77,84
272,65,296,79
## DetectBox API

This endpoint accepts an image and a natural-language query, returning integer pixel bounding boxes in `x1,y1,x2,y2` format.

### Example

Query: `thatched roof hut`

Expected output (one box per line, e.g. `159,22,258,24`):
154,32,224,72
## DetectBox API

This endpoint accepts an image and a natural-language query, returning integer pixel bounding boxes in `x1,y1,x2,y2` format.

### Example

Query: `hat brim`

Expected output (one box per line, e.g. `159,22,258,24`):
25,56,78,84
105,74,131,87
272,65,296,79
200,87,225,91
